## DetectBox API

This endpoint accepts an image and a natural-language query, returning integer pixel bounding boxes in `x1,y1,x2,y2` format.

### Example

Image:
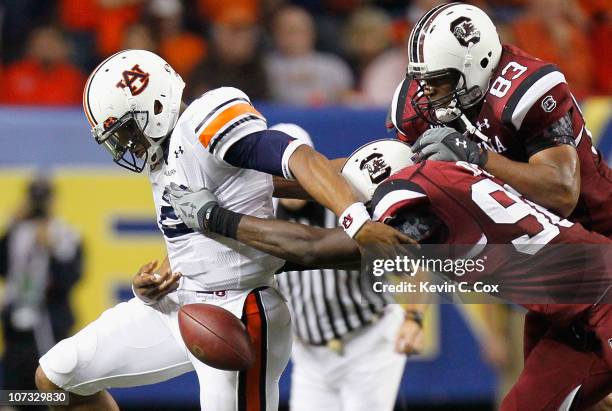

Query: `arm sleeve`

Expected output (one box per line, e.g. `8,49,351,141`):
223,129,307,179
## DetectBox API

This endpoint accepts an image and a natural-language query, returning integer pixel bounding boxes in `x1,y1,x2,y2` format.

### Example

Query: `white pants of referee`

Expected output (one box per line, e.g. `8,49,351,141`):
39,286,292,411
290,305,407,411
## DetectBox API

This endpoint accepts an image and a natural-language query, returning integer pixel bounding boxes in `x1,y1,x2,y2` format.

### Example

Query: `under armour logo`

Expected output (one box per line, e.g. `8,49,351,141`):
342,214,353,229
476,119,490,130
455,138,468,149
174,146,184,158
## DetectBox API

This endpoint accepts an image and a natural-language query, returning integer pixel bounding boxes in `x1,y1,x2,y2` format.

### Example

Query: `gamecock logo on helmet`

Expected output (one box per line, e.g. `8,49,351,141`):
360,153,391,184
450,17,481,47
116,64,150,96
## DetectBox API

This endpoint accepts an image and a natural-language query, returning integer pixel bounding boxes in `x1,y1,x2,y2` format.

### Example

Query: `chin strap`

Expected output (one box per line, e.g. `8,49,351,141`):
459,114,490,143
463,42,477,71
122,87,138,110
435,99,462,123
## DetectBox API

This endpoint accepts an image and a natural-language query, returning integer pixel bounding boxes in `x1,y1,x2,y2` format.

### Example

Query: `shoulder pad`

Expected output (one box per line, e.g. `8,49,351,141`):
501,65,566,131
185,87,266,155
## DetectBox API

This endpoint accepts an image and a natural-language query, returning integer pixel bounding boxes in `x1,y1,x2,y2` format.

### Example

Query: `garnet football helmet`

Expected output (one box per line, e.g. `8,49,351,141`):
407,3,502,124
83,49,185,172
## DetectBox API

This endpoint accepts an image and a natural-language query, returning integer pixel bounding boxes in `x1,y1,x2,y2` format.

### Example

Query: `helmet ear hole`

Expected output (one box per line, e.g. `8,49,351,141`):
154,100,163,115
480,58,489,68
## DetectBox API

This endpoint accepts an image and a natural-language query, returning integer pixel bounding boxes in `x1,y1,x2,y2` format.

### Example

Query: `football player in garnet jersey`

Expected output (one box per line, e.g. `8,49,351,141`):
166,140,612,411
389,5,612,408
388,3,611,239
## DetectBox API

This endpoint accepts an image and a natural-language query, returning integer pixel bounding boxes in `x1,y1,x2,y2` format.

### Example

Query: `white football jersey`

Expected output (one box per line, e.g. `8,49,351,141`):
149,87,285,291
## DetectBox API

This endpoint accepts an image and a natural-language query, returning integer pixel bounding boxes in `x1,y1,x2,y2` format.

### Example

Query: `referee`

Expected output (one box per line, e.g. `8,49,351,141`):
271,124,425,411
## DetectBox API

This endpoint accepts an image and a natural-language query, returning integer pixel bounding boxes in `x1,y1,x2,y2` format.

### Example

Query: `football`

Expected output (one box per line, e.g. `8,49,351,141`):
178,303,256,371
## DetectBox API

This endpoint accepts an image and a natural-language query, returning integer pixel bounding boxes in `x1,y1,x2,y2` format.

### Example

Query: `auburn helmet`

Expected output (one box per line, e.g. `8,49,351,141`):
83,49,185,172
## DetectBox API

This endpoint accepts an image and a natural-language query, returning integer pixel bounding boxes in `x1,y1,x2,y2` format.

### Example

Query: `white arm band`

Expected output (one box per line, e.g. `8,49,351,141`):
281,139,308,180
339,202,370,238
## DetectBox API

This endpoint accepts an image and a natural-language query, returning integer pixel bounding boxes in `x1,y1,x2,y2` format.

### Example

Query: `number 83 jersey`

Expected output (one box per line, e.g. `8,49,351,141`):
391,45,612,237
150,87,284,291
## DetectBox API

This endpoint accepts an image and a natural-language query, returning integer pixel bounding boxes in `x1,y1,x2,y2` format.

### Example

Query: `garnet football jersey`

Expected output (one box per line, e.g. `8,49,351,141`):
370,160,611,304
389,45,612,237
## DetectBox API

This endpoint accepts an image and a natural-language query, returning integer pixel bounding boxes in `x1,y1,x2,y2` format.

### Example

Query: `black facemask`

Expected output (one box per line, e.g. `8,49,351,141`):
94,111,151,173
407,68,484,125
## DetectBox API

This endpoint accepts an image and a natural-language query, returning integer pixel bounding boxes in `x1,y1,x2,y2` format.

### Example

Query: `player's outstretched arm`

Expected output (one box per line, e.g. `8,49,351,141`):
164,184,361,269
271,158,346,200
271,176,312,200
287,145,412,245
236,216,361,269
287,145,356,216
222,129,410,245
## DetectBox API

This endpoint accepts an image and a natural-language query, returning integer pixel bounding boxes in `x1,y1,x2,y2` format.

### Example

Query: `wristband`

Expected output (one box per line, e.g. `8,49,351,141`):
339,202,370,238
206,205,244,239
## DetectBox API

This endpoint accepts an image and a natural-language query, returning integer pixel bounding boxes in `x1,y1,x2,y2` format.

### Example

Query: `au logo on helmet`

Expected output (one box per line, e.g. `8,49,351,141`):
116,64,150,96
450,16,481,47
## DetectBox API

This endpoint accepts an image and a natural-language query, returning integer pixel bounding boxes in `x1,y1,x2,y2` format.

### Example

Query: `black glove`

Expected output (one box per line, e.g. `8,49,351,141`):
413,127,488,167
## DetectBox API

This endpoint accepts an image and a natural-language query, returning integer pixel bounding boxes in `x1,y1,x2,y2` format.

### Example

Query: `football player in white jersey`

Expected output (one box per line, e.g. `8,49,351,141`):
34,49,409,411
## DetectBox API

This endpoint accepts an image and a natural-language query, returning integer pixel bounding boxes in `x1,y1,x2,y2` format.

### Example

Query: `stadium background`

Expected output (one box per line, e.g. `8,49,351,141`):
0,0,610,409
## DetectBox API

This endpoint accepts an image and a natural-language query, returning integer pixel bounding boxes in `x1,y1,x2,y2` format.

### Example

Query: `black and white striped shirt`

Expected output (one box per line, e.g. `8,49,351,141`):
276,202,391,345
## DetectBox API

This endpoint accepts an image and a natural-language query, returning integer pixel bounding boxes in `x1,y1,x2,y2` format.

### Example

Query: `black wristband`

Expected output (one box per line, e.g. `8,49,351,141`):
206,205,244,239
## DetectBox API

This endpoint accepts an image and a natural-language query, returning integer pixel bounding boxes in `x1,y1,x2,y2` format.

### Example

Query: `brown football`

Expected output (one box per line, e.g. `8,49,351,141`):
178,303,256,371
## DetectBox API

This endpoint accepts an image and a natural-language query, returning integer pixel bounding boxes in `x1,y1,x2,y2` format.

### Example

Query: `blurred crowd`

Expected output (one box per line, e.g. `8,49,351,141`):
0,0,610,108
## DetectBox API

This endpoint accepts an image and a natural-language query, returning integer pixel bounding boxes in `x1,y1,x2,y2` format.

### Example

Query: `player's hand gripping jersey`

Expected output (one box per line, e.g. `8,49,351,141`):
371,160,611,304
150,87,289,291
389,45,612,236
